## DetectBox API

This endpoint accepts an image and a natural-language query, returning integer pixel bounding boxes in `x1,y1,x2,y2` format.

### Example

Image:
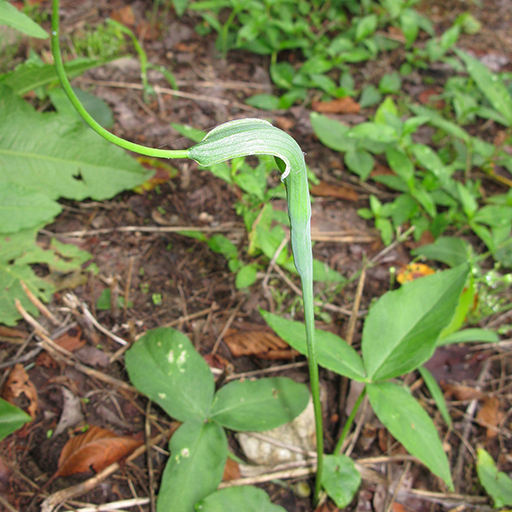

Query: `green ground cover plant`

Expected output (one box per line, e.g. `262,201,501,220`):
125,327,310,511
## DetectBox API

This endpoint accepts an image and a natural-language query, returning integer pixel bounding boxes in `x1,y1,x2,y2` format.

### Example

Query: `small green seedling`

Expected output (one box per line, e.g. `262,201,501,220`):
263,263,473,504
125,327,310,511
0,397,31,442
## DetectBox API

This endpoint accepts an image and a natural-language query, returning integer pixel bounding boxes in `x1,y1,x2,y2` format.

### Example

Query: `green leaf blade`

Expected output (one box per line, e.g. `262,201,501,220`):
322,455,361,508
157,420,227,512
125,328,215,422
195,486,286,512
261,310,366,381
209,377,309,431
0,397,32,441
476,448,512,508
367,382,453,489
0,0,48,38
362,265,470,382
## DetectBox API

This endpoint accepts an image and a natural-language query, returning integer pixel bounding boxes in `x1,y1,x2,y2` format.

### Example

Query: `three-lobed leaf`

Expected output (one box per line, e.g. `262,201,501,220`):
362,264,469,382
195,486,286,512
125,328,215,422
261,310,366,381
367,381,453,489
209,377,309,432
157,420,227,512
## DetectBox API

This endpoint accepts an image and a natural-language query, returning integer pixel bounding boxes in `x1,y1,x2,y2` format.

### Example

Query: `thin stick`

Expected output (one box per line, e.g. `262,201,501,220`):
20,280,60,326
74,78,257,111
70,498,151,512
224,361,308,382
14,299,50,335
0,495,19,512
385,462,411,512
123,256,135,319
145,401,156,512
219,466,317,488
41,224,241,238
211,299,245,355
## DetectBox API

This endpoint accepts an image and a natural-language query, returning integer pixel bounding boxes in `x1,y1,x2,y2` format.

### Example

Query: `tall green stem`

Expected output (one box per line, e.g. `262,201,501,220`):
51,0,189,160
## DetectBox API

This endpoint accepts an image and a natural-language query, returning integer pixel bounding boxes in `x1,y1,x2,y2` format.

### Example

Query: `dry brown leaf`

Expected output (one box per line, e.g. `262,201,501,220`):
56,425,142,477
312,97,360,114
55,326,86,352
441,383,484,401
0,325,27,340
222,458,240,481
477,397,504,439
396,263,435,284
274,116,295,131
418,89,445,109
1,364,38,418
110,6,135,27
310,181,358,202
224,324,298,359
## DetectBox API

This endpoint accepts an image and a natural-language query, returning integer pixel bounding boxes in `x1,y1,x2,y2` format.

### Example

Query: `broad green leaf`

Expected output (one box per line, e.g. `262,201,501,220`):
157,420,227,512
209,377,309,431
367,382,453,489
125,328,214,422
362,265,469,381
473,205,512,227
0,85,149,201
0,58,111,96
172,0,189,17
411,236,470,267
235,264,258,289
438,328,499,346
195,486,286,512
322,455,361,508
0,0,48,38
379,73,402,94
171,122,206,143
344,149,374,180
411,144,447,182
375,97,399,125
375,217,393,245
418,366,451,426
49,87,114,128
0,397,31,441
0,227,56,326
476,448,512,508
310,112,356,152
400,9,419,47
355,14,378,42
207,234,238,261
312,259,345,283
245,94,281,111
261,311,367,381
439,277,475,339
0,183,61,234
409,105,471,144
386,148,414,187
347,122,398,143
455,49,512,127
359,85,382,108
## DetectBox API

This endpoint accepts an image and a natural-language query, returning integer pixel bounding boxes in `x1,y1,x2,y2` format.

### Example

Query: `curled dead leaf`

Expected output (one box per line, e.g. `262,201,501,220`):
1,364,38,418
312,97,361,114
477,397,504,439
224,324,298,359
222,458,240,481
397,263,435,284
442,383,484,401
309,181,358,202
56,425,142,477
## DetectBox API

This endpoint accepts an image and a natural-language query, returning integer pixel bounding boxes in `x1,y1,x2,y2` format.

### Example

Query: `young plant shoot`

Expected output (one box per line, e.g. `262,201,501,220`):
51,0,324,504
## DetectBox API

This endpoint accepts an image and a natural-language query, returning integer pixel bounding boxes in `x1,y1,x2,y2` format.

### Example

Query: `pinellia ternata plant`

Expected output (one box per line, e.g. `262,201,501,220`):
50,0,326,506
